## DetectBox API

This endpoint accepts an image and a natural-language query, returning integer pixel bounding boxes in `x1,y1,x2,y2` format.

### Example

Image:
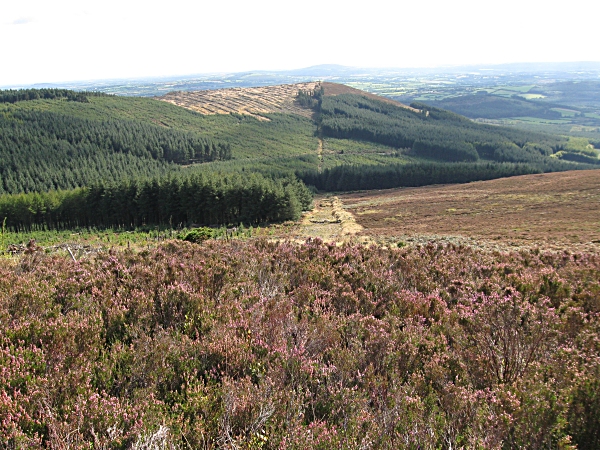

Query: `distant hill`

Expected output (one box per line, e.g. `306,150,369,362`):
157,81,418,119
428,94,563,120
284,64,362,77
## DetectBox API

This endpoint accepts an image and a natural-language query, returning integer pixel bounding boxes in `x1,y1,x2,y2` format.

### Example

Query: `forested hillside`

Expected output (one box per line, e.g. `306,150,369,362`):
0,90,318,195
0,88,109,104
0,109,232,194
289,89,596,191
427,93,564,120
298,159,584,192
0,86,598,230
2,92,318,160
318,93,566,162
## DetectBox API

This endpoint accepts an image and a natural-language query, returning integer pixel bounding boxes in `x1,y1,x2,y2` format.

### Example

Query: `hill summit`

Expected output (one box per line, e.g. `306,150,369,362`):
157,81,417,119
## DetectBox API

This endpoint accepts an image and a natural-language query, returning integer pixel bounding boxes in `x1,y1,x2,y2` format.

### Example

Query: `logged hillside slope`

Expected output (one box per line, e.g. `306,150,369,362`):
157,81,418,119
158,82,321,119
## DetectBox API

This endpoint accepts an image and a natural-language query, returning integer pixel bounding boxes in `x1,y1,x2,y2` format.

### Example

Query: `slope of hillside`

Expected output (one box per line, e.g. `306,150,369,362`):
158,82,320,119
1,94,318,157
157,81,419,120
320,81,420,112
0,93,320,194
1,84,597,215
428,94,562,120
342,169,600,250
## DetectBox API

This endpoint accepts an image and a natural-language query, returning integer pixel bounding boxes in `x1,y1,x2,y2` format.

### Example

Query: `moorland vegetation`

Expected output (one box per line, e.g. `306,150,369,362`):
1,239,599,448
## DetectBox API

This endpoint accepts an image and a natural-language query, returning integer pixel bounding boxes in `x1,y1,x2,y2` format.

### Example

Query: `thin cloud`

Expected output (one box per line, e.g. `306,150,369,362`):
11,17,34,25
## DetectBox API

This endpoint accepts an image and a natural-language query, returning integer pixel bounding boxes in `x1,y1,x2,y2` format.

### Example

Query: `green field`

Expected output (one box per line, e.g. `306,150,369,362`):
490,85,534,93
551,107,580,117
519,93,546,99
513,116,572,124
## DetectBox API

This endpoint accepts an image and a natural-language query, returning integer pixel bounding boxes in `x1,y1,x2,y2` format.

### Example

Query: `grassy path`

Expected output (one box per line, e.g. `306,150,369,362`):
317,137,324,173
294,196,363,242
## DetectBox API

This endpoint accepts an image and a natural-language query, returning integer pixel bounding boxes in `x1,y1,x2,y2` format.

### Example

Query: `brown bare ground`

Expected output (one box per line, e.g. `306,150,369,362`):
157,82,418,119
339,170,600,252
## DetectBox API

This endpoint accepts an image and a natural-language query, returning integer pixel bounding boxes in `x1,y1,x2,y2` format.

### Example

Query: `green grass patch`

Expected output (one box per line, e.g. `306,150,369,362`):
489,90,518,97
323,138,402,155
1,224,256,251
320,152,412,170
519,93,546,99
551,108,580,117
564,137,598,156
491,85,534,93
1,227,172,249
513,116,570,124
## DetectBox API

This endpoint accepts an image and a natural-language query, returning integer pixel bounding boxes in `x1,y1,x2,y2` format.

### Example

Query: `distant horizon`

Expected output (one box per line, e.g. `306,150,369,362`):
3,61,600,90
3,0,599,87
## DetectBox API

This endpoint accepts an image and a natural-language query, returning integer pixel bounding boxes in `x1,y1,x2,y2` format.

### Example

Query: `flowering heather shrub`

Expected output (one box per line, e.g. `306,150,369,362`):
1,239,599,448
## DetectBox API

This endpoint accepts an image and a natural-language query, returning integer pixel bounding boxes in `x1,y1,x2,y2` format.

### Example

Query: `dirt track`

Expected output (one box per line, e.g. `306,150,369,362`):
294,196,364,243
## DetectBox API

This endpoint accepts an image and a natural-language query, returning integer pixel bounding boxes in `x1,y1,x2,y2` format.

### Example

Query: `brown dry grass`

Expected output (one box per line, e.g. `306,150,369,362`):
340,170,600,251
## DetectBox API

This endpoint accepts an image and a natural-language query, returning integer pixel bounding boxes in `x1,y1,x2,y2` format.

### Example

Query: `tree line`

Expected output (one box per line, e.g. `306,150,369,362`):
298,159,589,192
0,172,312,231
296,86,324,109
0,88,110,104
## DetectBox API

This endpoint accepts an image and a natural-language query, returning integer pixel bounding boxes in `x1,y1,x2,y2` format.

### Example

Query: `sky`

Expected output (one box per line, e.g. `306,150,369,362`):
2,0,599,87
